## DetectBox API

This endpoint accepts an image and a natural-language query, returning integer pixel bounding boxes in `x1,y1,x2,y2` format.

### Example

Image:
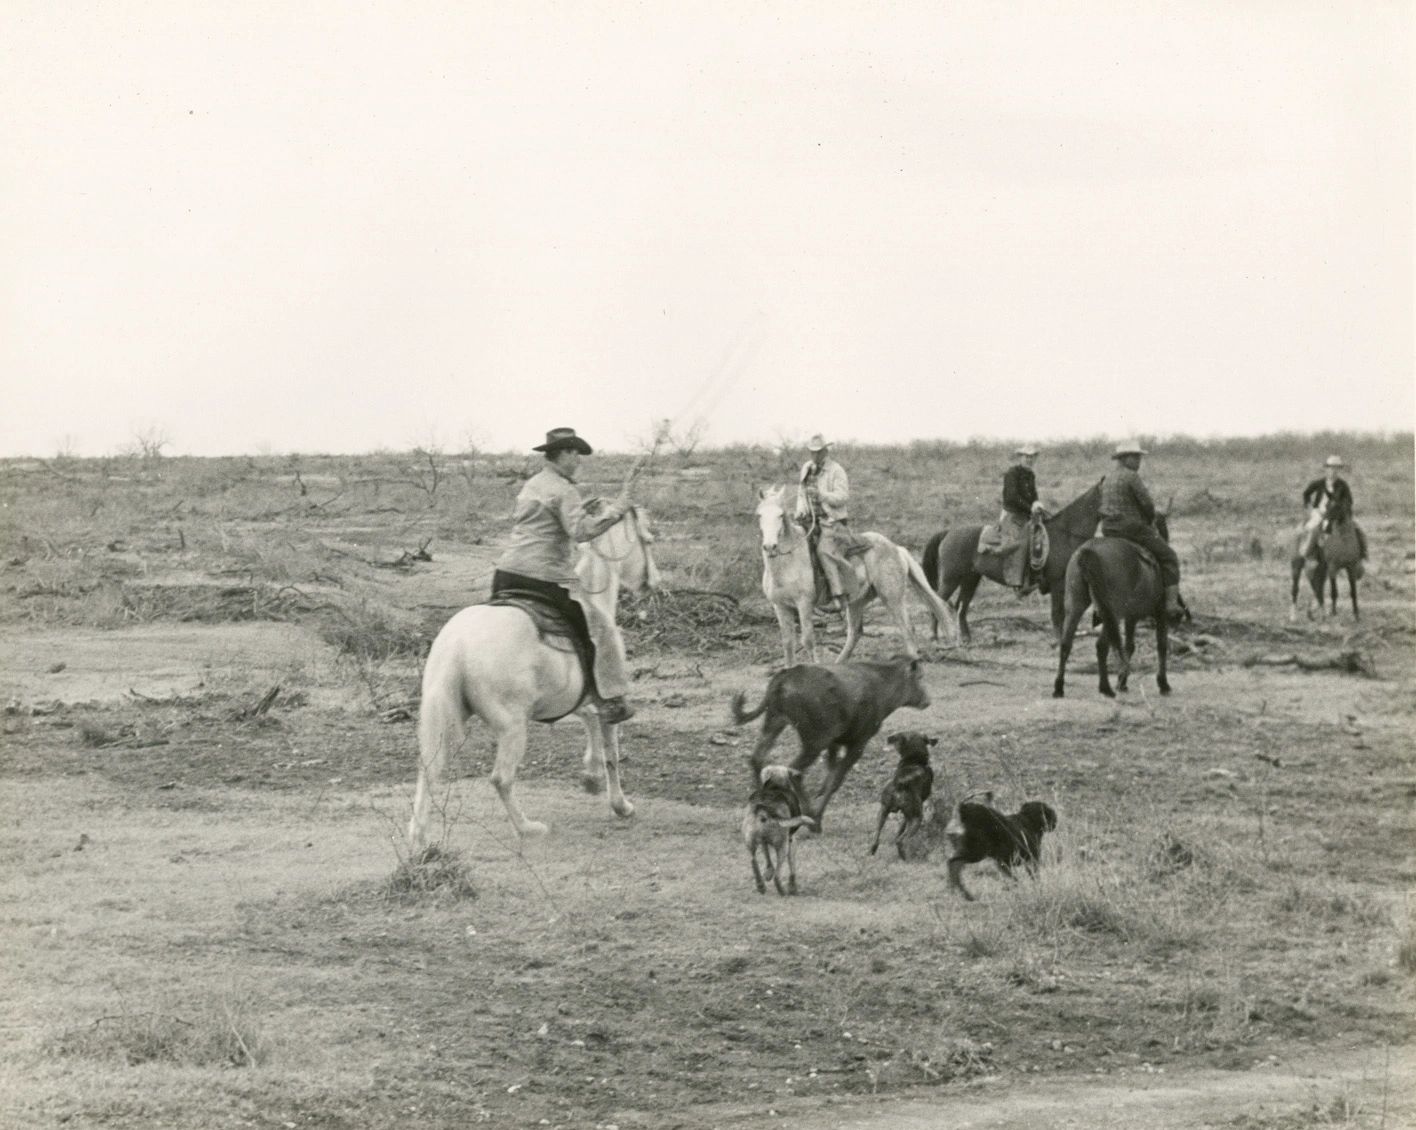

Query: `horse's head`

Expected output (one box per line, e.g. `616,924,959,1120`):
755,485,794,555
582,505,662,596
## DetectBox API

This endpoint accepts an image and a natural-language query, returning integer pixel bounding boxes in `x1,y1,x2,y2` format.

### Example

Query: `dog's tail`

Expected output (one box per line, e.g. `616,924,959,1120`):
730,688,769,726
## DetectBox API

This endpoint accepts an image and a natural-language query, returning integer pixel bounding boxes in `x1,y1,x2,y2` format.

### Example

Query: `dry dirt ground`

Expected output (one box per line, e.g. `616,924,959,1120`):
1,442,1413,1129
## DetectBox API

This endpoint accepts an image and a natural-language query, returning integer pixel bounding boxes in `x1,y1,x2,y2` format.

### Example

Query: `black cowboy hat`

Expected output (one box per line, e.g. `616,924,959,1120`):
532,427,593,455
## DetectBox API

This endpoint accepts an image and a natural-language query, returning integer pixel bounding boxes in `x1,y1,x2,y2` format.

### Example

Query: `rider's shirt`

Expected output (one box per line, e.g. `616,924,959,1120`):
497,465,623,584
1099,465,1158,533
1002,464,1038,518
795,458,850,525
1302,477,1353,525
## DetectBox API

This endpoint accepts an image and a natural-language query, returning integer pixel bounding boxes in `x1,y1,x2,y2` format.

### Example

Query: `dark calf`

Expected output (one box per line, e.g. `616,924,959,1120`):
947,798,1058,901
869,732,936,859
741,765,817,896
730,657,931,828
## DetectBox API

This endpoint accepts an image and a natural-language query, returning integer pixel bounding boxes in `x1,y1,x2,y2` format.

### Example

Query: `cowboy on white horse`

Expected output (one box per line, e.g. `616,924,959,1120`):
492,427,636,724
794,434,867,616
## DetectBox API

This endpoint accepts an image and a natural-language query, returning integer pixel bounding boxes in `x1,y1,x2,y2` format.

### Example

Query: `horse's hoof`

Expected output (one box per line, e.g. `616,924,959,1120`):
1158,682,1172,696
517,820,550,839
581,774,604,795
612,798,635,818
1099,686,1115,698
1052,687,1064,699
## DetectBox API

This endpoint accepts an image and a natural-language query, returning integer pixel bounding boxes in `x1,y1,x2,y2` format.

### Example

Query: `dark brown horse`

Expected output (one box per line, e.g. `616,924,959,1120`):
1289,518,1362,621
1053,516,1182,699
922,482,1103,644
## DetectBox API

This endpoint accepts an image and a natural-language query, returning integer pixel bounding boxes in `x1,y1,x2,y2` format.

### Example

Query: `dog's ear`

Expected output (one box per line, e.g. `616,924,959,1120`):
886,732,901,747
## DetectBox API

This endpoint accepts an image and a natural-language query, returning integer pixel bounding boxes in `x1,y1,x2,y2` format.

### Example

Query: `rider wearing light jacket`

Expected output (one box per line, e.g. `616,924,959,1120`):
493,427,635,723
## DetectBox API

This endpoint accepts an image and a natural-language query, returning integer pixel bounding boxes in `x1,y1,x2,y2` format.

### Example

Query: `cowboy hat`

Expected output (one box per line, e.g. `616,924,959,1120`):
806,434,830,452
1112,440,1147,458
532,427,593,455
1323,454,1346,468
1014,445,1039,457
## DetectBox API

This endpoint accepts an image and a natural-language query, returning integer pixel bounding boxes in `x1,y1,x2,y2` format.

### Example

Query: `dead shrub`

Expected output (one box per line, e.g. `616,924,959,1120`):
386,844,478,903
318,602,427,662
1276,882,1389,927
49,993,271,1067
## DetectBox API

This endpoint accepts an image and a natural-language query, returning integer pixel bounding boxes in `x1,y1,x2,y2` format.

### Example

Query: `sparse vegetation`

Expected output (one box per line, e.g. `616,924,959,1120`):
1,433,1411,1127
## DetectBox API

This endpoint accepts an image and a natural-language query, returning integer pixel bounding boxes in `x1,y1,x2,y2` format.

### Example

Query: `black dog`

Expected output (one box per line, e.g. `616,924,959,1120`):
869,732,936,859
946,798,1058,901
742,765,818,896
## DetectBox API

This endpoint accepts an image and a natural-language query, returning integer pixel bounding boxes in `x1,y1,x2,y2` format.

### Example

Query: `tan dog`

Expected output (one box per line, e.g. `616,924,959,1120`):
742,765,818,895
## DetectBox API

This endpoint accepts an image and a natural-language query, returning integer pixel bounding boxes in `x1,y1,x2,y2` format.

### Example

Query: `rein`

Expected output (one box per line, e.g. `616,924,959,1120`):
587,506,641,563
759,507,803,558
579,508,648,595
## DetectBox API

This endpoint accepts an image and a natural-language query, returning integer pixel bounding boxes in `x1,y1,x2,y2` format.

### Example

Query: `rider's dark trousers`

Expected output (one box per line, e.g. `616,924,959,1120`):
1100,521,1181,587
491,569,594,649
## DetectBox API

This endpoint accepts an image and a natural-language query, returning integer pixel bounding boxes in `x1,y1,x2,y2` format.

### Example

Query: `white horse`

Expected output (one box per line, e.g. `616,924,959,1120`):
755,485,959,664
408,509,661,847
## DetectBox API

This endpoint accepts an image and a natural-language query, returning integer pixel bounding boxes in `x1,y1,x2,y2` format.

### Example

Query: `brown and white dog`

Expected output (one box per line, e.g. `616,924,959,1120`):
946,796,1058,901
869,731,936,859
742,765,818,896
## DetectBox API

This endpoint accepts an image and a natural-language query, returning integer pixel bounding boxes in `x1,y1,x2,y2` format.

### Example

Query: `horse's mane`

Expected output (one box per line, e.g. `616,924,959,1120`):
1050,480,1104,539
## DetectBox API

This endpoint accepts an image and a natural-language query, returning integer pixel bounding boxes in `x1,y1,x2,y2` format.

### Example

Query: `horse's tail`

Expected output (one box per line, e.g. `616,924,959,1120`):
408,634,470,851
902,546,961,643
1077,547,1125,658
730,688,769,726
921,530,948,594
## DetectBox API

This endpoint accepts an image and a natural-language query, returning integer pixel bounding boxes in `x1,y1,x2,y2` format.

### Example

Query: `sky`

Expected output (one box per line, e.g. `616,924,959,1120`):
3,2,1412,457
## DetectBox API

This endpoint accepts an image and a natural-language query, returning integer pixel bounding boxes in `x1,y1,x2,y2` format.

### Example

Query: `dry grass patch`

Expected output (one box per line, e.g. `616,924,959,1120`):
384,843,478,903
48,991,274,1068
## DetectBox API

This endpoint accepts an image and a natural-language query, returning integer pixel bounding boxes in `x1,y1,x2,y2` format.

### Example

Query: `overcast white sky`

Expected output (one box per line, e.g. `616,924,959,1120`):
3,2,1412,457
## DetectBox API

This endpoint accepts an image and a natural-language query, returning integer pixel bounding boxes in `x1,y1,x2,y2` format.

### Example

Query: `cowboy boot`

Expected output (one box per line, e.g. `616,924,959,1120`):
1164,584,1184,619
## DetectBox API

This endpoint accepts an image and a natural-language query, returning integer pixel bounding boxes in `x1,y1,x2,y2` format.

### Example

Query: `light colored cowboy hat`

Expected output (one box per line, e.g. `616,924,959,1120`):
806,434,830,452
1014,445,1039,457
1323,454,1346,468
1112,440,1147,458
532,427,593,455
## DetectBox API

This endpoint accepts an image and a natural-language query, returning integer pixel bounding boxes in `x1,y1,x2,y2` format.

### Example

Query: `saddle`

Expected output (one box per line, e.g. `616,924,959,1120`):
977,514,1048,588
484,589,598,715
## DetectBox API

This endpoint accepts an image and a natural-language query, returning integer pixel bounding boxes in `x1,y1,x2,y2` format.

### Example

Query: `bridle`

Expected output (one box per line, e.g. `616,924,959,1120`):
758,502,801,558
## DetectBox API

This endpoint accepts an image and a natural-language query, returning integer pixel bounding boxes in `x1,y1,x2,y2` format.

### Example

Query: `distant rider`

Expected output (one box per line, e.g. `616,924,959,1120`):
1099,441,1185,619
794,434,865,616
1001,445,1045,594
1300,455,1368,563
491,427,636,724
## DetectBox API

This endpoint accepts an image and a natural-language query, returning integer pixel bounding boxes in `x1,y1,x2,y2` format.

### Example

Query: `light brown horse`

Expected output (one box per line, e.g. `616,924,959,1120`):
755,485,958,664
1053,517,1182,699
1289,518,1362,621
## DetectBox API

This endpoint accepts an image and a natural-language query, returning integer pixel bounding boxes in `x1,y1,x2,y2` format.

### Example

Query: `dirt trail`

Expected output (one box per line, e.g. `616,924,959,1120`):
0,622,326,703
733,1045,1413,1129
